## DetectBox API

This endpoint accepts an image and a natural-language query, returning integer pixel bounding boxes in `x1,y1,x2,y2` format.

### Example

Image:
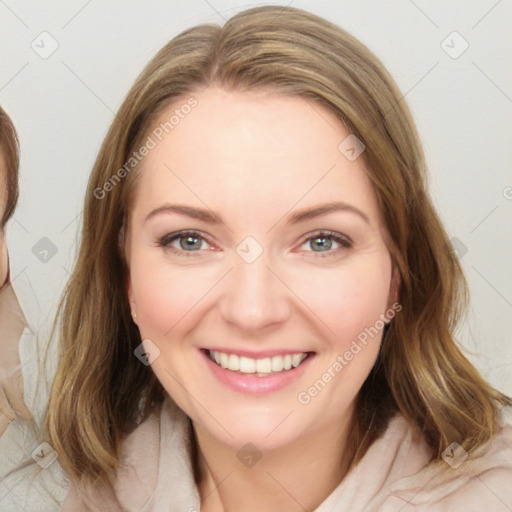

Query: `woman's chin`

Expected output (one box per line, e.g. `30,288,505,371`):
192,415,306,454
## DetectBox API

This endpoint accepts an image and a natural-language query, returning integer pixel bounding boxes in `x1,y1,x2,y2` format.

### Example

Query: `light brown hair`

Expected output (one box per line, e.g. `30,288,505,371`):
46,5,511,483
0,106,20,229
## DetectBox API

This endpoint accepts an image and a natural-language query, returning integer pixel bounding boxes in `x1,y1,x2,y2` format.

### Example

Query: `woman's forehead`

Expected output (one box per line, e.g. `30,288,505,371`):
130,88,380,224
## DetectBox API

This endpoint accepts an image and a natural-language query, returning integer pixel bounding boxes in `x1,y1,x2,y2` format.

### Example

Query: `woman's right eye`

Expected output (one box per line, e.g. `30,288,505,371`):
157,231,212,257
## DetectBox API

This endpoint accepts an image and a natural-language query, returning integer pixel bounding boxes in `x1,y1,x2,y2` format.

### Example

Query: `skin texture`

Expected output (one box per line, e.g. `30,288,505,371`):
126,87,399,512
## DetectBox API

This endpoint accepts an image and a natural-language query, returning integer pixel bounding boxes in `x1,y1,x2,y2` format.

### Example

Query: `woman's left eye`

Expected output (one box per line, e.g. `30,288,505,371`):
298,231,353,256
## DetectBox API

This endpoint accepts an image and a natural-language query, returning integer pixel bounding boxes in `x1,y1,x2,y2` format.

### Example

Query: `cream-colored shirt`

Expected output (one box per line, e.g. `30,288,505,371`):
61,397,512,512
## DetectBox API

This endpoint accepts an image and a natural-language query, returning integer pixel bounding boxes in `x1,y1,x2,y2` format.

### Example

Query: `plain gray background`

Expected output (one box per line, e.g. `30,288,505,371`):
1,0,511,394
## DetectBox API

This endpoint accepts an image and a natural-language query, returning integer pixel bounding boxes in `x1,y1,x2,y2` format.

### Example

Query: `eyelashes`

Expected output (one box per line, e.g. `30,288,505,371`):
156,230,353,258
157,231,212,256
300,231,353,254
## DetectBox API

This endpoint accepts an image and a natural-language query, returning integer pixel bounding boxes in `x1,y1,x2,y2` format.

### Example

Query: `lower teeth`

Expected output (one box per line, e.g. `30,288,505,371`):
213,361,304,377
228,369,281,377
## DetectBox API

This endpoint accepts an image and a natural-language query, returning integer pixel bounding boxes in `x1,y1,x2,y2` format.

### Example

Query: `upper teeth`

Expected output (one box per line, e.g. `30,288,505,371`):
209,350,308,374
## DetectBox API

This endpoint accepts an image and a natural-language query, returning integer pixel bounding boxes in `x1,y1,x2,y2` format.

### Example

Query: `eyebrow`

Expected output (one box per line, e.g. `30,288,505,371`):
145,204,222,224
145,201,370,226
286,202,370,225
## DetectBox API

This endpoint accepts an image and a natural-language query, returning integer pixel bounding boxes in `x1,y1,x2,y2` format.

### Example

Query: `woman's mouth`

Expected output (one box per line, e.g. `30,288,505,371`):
207,349,310,377
201,348,314,394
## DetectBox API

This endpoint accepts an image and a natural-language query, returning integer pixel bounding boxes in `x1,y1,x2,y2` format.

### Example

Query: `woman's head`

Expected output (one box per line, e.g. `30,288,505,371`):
124,86,399,453
46,5,510,481
0,106,20,287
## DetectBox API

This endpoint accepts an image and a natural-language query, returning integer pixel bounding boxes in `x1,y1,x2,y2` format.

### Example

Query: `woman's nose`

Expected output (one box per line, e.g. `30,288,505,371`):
218,251,290,334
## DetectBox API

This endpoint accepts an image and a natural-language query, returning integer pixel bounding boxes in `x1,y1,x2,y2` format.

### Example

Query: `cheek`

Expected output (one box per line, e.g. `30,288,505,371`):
129,248,217,337
289,255,392,343
292,260,392,413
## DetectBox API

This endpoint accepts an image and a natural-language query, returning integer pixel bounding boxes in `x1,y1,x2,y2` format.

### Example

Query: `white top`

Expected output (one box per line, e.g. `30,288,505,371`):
0,273,67,511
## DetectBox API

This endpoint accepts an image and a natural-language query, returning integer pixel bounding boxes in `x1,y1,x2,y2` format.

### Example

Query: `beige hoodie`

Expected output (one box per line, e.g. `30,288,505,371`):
61,397,512,512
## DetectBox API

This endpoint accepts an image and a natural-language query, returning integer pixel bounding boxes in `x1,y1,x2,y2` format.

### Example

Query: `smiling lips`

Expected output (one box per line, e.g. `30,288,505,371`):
207,349,309,377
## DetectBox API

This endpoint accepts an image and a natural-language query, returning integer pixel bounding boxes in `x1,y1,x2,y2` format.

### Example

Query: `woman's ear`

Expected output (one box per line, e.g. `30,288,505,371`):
385,265,401,321
123,221,138,324
126,274,138,325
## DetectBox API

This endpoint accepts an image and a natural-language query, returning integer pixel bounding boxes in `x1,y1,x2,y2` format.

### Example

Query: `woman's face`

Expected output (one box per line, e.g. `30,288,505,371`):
126,87,398,451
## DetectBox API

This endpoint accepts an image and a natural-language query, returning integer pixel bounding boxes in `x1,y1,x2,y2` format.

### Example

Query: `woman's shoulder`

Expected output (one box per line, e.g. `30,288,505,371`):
62,399,166,511
62,396,199,512
382,408,512,511
316,407,512,511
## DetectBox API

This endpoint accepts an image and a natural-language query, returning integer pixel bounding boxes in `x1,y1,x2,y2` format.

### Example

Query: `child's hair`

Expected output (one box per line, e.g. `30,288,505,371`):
0,106,20,229
45,5,511,483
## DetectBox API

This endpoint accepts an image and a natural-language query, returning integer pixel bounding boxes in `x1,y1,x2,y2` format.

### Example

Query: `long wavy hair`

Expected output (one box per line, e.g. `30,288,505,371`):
45,5,511,483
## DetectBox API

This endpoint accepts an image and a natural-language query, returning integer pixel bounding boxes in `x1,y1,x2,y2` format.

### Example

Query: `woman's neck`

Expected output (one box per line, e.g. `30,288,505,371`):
192,403,356,512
